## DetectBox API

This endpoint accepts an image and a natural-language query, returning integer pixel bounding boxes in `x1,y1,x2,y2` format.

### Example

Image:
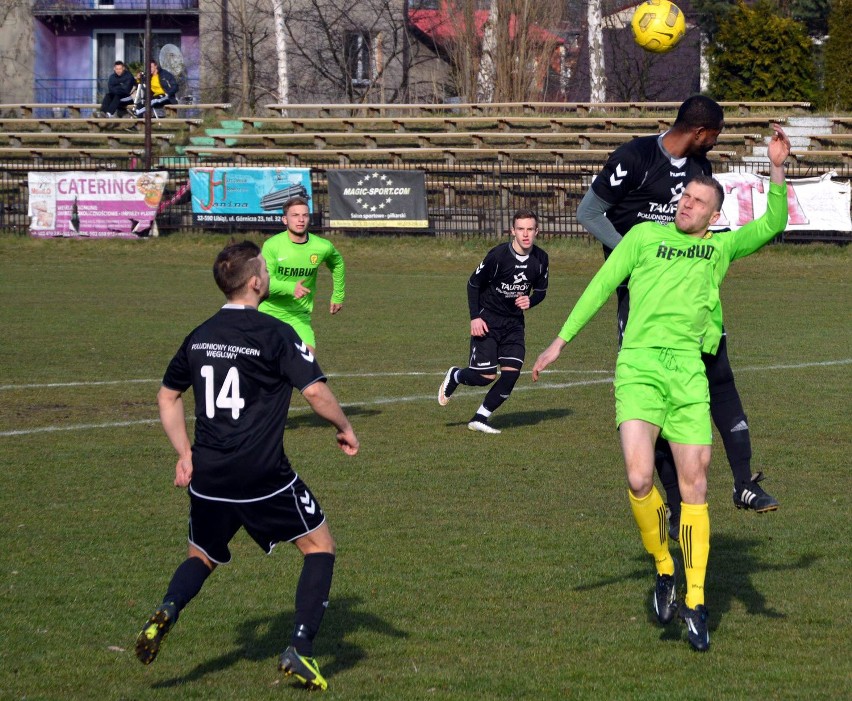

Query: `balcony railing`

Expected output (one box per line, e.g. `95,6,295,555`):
33,0,199,13
34,78,201,114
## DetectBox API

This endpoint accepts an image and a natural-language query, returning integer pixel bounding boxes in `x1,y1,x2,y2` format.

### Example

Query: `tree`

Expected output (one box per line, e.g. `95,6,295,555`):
587,0,605,102
200,0,278,111
271,0,290,105
708,0,817,101
693,0,830,40
280,0,430,104
444,0,567,103
822,0,852,109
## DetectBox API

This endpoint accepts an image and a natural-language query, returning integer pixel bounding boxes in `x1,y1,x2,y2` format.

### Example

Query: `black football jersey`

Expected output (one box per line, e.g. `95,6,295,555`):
467,242,549,324
591,134,713,238
162,304,325,501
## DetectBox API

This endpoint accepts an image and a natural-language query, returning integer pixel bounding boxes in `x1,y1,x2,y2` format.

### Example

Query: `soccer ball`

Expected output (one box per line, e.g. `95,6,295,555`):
631,0,686,54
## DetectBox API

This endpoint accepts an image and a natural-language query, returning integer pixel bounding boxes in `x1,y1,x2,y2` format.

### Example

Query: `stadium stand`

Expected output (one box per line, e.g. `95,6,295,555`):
263,101,811,117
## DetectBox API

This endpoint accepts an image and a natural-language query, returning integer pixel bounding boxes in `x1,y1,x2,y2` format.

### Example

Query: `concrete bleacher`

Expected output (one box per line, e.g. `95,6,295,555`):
0,102,230,118
1,100,849,170
182,145,741,168
263,100,812,117
0,131,174,149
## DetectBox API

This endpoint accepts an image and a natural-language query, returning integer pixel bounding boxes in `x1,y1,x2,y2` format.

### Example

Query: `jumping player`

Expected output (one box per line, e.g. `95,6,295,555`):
576,95,779,538
438,209,549,434
533,126,791,651
259,196,345,351
135,241,359,691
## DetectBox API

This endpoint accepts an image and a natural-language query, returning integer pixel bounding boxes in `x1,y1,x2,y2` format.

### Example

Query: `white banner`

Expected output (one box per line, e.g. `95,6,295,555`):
713,172,852,232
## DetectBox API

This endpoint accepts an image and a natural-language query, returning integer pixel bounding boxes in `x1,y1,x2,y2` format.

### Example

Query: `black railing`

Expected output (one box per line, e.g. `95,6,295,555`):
33,0,198,11
2,156,850,242
33,79,201,114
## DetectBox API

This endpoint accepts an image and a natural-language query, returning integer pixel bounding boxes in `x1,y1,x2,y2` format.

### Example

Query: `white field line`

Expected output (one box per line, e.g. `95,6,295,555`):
1,359,849,437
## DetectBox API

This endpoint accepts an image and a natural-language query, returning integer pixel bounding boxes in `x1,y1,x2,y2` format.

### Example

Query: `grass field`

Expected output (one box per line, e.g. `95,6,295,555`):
0,235,849,700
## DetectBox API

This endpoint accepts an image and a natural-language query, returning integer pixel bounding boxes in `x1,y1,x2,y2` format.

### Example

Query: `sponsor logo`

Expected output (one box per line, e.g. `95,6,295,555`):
610,163,627,187
299,491,316,515
277,265,316,277
295,341,314,363
655,243,715,261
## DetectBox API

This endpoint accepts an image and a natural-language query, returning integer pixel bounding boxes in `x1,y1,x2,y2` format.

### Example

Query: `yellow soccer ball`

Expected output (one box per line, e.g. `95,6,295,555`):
631,0,687,54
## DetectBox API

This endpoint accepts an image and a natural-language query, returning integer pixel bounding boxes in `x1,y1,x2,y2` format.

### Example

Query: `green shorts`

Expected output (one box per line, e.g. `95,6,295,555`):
278,312,316,348
614,347,711,445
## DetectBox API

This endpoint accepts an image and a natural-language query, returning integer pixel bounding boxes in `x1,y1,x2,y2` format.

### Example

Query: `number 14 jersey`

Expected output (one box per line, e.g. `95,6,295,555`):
162,304,326,501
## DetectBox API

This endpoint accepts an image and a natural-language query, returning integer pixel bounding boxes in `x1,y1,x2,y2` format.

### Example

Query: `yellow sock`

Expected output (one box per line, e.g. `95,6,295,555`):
628,487,674,576
679,502,710,609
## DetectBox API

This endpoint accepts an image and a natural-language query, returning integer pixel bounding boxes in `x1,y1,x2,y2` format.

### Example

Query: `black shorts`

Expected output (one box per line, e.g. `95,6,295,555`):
187,476,325,564
468,319,525,372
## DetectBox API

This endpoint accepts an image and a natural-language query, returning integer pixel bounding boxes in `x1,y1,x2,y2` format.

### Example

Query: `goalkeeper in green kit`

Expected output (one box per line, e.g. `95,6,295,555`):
259,196,345,351
533,125,791,652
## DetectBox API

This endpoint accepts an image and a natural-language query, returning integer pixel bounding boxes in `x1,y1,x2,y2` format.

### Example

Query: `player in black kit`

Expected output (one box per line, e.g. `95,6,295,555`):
134,241,359,692
439,209,549,434
576,95,779,537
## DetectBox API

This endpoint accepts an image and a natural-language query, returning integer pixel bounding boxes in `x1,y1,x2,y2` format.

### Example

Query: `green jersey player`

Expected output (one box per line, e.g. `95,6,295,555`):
259,196,346,350
533,126,792,652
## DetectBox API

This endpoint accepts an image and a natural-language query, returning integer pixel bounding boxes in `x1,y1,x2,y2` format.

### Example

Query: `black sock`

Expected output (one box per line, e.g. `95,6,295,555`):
292,552,335,657
456,368,493,387
163,556,212,615
482,370,520,413
705,341,752,486
654,439,681,516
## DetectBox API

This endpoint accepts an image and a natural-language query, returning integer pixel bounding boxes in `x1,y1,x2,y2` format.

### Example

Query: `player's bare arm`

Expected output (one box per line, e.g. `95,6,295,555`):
302,381,360,456
767,124,791,176
470,317,489,337
531,337,568,381
157,385,193,487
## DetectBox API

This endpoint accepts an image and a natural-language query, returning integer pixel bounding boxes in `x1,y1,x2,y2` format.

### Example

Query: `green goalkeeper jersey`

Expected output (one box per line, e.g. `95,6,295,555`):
259,231,345,320
559,181,788,355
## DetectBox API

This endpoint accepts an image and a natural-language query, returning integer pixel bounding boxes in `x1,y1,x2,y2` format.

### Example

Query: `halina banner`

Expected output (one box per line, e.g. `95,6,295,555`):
328,169,428,228
189,167,312,228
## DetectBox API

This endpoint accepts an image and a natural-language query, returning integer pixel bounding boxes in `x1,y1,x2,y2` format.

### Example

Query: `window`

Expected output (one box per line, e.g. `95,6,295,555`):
95,31,181,82
344,31,372,87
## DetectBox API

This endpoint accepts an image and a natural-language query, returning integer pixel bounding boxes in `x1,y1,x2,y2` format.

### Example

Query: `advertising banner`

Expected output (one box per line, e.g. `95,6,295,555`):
27,171,166,238
713,172,852,232
189,167,312,228
328,169,428,228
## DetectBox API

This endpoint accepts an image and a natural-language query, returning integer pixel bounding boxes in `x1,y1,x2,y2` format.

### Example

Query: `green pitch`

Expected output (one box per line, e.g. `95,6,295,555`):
0,235,849,699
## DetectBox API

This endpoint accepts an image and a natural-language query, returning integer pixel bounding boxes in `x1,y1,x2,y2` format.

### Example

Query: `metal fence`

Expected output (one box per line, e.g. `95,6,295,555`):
31,79,202,114
2,155,851,242
33,0,198,11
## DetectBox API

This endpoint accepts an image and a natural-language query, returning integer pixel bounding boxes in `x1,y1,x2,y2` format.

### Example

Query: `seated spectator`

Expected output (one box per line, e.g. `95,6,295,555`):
94,61,137,118
132,61,179,118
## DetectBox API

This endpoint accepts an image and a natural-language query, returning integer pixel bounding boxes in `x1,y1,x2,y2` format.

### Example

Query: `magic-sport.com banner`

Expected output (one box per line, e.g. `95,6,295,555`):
189,167,312,228
328,169,428,228
27,171,166,238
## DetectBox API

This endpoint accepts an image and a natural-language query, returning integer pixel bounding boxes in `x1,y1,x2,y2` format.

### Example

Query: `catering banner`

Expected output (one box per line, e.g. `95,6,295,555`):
27,171,166,238
328,169,428,228
713,172,852,232
189,167,312,228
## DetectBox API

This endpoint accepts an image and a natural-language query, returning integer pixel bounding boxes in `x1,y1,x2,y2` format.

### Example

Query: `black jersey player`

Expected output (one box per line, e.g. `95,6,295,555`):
134,241,359,692
576,95,779,536
439,209,549,433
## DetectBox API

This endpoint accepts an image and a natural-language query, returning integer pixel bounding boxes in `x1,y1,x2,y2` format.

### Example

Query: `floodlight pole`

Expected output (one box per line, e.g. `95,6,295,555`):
144,0,152,171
